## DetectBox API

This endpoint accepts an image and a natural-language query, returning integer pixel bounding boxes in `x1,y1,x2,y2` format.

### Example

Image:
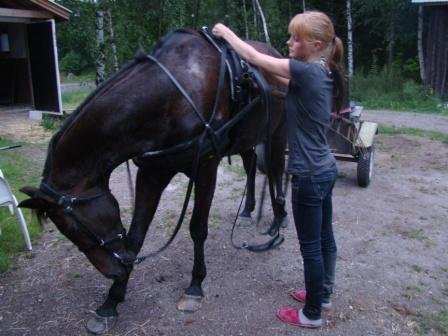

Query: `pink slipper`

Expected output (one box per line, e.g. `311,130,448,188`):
290,289,332,310
290,289,306,303
276,307,322,329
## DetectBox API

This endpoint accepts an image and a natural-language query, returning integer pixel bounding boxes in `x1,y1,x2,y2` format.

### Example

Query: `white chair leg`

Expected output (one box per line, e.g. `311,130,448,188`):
12,195,32,251
0,170,13,214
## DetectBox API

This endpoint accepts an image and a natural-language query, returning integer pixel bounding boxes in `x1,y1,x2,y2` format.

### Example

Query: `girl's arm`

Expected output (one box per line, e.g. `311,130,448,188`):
212,23,291,80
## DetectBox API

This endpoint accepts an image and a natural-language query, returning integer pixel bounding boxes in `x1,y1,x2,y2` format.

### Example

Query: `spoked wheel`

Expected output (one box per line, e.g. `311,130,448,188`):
357,145,375,187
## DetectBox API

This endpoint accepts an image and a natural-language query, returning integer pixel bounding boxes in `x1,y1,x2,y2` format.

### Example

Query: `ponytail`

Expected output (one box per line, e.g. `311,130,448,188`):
329,36,348,114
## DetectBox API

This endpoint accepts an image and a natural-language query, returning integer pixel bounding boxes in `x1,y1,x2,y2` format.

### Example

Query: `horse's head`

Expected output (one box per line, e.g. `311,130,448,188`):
19,183,135,279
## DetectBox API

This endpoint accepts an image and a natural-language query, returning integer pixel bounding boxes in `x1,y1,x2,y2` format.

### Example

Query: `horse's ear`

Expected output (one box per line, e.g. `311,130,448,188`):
134,48,147,62
18,186,53,211
20,186,39,198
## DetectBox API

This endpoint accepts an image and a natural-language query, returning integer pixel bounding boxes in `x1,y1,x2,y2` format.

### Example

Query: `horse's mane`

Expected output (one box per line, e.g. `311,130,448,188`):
42,58,139,179
42,28,200,180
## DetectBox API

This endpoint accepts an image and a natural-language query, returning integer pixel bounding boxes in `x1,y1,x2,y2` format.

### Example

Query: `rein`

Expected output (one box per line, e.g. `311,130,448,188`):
132,34,229,264
134,28,284,261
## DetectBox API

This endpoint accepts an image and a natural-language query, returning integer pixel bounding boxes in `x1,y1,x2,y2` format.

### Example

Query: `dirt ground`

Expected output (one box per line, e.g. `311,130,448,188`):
0,127,447,335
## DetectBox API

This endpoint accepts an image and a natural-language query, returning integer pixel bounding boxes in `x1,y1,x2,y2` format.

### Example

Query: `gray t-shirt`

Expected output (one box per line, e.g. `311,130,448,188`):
285,59,336,176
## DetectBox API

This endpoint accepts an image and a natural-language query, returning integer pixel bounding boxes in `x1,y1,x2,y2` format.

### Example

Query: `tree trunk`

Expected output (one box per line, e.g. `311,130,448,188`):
417,5,425,83
302,0,306,12
425,6,448,98
95,8,105,85
254,0,270,44
346,0,354,78
158,0,164,39
252,0,258,39
223,0,229,25
387,19,395,69
193,0,200,29
243,0,249,39
106,9,119,72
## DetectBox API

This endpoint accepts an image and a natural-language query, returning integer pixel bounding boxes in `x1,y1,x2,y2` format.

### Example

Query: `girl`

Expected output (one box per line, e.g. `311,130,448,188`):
213,11,345,329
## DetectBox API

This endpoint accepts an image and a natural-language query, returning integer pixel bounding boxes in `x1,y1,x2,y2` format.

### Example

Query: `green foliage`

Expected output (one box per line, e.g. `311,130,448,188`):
379,126,448,144
62,87,94,111
416,309,448,335
56,0,97,70
54,0,442,109
60,51,88,75
40,115,64,132
60,70,95,84
352,64,444,113
0,139,43,272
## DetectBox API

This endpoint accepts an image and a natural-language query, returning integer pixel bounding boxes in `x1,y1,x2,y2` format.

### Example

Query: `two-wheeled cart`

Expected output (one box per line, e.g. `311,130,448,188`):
327,105,378,187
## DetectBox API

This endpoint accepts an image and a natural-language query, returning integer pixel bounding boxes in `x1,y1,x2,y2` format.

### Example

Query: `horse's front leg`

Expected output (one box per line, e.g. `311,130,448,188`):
177,160,219,312
239,149,257,219
87,168,174,334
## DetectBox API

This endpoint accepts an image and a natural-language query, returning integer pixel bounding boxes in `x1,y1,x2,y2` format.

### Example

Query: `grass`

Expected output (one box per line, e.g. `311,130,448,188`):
0,138,43,272
60,70,95,84
379,125,448,144
416,310,448,335
62,87,94,112
351,67,447,115
40,114,65,132
396,227,429,242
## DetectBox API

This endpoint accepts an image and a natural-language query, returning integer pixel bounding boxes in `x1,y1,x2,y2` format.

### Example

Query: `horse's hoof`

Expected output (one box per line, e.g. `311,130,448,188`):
239,209,252,219
86,313,117,335
237,215,253,228
177,294,203,312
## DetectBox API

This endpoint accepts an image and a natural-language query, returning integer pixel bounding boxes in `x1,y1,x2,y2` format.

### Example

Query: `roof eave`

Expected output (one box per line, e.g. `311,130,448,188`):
29,0,71,21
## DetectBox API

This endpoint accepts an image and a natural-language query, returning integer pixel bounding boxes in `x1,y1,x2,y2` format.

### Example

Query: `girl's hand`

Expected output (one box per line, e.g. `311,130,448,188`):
212,23,231,39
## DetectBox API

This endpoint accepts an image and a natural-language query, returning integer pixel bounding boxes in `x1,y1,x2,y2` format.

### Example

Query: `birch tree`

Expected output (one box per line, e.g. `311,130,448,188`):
95,0,106,85
242,0,249,39
346,0,354,78
105,9,118,72
254,0,270,44
417,5,425,82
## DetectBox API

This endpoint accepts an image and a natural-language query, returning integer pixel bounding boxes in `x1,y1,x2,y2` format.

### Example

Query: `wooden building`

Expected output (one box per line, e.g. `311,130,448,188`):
0,0,70,115
412,0,448,99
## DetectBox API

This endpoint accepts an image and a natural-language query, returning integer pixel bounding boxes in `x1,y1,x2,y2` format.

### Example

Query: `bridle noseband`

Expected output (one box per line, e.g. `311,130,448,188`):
39,181,133,265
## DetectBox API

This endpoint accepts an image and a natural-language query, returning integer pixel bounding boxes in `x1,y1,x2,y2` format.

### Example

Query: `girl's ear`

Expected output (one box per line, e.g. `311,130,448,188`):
312,40,323,51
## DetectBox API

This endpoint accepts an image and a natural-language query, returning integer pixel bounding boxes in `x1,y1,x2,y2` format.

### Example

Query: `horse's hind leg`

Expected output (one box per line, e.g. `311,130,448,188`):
266,131,288,236
91,168,174,331
239,149,256,218
177,160,218,312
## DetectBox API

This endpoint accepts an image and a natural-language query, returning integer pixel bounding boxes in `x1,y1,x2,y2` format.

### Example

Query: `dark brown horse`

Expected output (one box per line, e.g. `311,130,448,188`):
19,29,287,334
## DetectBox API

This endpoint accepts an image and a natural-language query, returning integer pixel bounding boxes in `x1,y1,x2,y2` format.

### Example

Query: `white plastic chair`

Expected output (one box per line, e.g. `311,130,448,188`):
0,169,32,250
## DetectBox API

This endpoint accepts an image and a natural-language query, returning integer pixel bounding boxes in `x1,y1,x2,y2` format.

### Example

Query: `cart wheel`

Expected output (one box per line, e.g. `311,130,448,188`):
357,145,374,187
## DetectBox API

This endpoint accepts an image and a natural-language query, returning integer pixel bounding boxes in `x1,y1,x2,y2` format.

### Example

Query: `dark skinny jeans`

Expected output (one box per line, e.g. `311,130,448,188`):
291,168,337,320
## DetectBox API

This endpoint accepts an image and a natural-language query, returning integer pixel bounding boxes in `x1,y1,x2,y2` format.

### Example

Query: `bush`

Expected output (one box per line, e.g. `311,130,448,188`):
351,65,444,113
60,51,87,75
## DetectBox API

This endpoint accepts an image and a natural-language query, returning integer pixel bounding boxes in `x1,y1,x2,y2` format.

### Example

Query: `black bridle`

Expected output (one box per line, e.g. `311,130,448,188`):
39,181,132,265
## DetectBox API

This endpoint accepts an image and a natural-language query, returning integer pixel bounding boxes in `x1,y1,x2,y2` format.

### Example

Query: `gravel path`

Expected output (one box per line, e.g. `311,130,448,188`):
363,109,448,133
0,107,447,335
1,134,447,336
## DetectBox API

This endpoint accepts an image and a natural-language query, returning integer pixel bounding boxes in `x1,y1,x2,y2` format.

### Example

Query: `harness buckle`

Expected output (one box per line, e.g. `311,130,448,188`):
57,195,66,206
